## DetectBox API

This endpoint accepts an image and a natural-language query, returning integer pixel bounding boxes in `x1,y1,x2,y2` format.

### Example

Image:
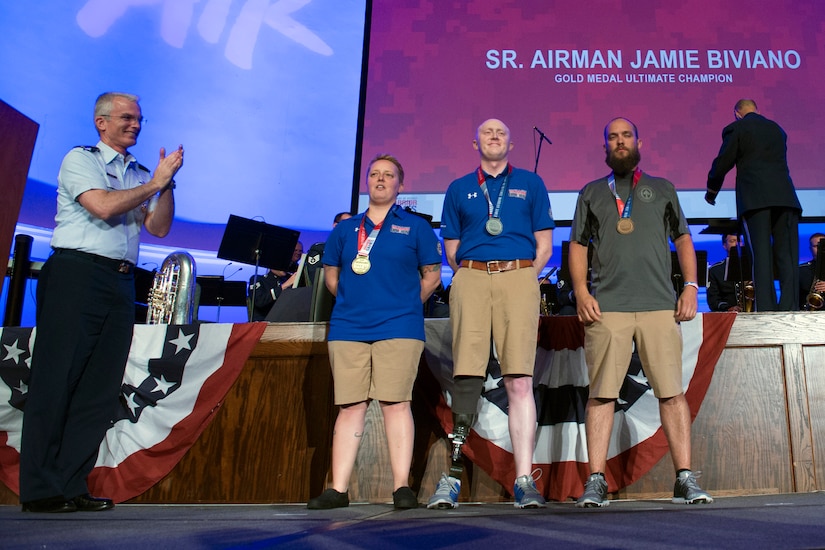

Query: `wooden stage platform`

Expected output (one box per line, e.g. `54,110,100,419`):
2,312,823,505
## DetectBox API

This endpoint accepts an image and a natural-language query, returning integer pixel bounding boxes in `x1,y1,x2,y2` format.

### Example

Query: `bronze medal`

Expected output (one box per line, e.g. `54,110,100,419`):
617,218,634,235
485,217,504,236
351,255,371,275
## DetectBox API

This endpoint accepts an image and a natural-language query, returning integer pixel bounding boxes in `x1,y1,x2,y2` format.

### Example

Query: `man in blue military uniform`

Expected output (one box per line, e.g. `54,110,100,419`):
20,92,183,513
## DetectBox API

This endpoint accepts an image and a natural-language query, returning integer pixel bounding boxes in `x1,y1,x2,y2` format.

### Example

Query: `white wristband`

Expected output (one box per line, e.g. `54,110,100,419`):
683,282,699,290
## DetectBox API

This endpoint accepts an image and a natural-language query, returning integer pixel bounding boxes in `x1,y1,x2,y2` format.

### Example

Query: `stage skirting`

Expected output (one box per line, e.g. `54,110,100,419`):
1,312,824,504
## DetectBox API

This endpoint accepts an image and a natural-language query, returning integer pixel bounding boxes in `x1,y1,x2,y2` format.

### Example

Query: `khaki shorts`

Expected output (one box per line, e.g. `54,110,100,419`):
450,266,540,377
327,339,424,405
584,310,683,399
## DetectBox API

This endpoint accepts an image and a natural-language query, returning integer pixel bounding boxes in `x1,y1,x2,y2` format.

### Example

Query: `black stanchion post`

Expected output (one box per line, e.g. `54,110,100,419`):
4,233,33,327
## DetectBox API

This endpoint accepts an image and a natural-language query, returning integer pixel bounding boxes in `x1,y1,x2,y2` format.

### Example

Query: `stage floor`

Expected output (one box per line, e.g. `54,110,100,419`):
1,492,823,549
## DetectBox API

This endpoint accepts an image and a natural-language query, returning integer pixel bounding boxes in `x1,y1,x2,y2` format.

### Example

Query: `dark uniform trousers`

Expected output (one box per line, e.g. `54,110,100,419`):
743,207,799,311
20,250,135,502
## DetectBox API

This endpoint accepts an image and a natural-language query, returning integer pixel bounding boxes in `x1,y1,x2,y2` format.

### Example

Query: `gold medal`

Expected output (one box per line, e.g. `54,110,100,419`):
351,255,371,275
617,218,634,235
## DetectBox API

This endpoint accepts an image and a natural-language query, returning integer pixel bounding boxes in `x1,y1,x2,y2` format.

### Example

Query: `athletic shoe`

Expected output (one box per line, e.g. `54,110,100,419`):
513,474,546,508
672,471,713,504
392,486,418,510
307,488,349,510
427,474,460,509
576,473,609,508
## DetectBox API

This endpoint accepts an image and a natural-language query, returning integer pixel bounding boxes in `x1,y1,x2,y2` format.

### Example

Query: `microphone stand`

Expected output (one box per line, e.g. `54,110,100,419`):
533,126,553,173
251,249,262,320
249,231,263,321
217,265,243,322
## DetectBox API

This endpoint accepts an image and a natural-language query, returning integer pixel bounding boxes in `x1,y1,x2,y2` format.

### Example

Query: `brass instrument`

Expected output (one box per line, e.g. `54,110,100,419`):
146,251,197,324
539,294,551,316
807,286,824,310
726,242,754,312
538,267,558,315
805,239,825,310
738,281,755,312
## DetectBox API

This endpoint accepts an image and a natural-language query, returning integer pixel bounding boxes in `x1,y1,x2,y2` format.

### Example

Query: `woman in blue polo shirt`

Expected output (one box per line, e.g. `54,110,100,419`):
307,154,442,510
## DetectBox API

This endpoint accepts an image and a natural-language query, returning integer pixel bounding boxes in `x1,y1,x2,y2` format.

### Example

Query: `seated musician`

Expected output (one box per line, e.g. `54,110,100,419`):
799,233,825,310
305,213,351,286
706,233,742,312
247,241,302,320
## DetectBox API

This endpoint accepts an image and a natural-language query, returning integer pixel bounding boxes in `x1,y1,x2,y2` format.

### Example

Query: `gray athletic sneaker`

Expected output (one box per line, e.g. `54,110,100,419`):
576,473,609,508
513,474,546,508
427,474,460,509
672,470,713,504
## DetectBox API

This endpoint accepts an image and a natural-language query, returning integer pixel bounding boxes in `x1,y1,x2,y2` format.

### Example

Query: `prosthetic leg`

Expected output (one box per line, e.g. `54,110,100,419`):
428,376,484,509
448,412,475,479
447,376,484,479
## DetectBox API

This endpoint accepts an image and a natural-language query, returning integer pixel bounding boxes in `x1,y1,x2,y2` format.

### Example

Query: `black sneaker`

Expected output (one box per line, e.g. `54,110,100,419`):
307,488,349,510
392,486,418,510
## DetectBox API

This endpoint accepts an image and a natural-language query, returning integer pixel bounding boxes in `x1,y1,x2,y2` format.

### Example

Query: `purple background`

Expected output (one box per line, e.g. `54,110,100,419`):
361,1,824,202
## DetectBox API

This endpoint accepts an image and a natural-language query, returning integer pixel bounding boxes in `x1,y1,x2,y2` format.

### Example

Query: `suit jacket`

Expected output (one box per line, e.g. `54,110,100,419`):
706,112,801,217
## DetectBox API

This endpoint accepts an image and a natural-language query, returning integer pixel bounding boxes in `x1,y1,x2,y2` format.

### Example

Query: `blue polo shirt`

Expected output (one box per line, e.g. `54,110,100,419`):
440,166,554,262
324,206,442,341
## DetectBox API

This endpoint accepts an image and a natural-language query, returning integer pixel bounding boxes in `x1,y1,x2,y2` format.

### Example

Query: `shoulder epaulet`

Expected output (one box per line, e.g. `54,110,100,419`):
136,163,151,173
73,145,100,152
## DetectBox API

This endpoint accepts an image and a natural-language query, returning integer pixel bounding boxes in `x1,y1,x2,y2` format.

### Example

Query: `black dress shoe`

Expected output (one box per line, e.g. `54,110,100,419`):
72,494,115,511
21,496,77,513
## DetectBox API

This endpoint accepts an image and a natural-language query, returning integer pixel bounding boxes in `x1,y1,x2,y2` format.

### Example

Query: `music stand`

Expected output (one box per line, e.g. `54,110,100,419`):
724,245,753,296
217,215,300,316
670,250,708,291
815,239,825,281
558,240,592,284
196,275,248,322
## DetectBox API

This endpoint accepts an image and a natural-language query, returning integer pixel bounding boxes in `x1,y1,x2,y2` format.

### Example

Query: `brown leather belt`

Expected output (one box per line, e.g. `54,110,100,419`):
460,259,533,274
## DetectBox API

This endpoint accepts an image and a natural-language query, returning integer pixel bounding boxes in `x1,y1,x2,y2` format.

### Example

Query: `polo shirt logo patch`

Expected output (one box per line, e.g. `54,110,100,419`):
638,185,655,202
508,189,527,200
390,224,411,235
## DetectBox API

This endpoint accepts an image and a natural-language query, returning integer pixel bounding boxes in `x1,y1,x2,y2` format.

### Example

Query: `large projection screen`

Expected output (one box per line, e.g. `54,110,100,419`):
357,1,825,224
0,1,366,240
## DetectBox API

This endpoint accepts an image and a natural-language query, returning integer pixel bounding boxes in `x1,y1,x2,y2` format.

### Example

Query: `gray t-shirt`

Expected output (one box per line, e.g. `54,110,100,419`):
570,171,690,312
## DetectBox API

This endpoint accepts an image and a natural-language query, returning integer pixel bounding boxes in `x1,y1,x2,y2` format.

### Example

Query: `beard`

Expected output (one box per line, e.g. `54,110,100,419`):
605,147,641,176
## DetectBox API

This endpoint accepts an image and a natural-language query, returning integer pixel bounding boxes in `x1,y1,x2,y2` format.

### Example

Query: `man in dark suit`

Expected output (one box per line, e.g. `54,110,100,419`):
705,99,802,311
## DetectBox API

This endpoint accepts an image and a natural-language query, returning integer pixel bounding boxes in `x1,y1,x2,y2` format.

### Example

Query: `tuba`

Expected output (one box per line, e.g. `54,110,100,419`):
805,239,825,310
146,251,197,324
